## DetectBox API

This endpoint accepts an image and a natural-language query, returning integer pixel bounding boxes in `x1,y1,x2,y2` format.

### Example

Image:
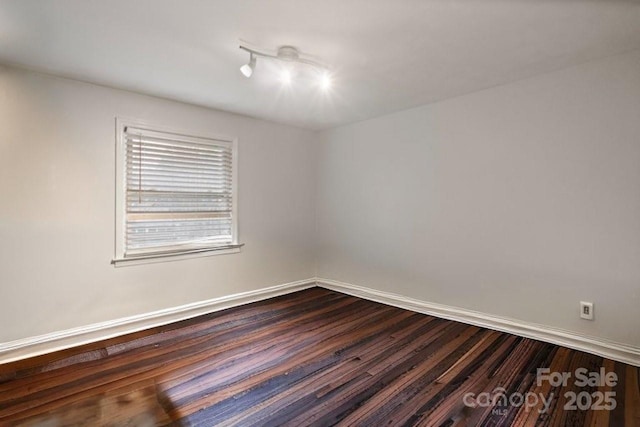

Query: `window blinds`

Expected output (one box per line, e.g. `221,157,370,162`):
123,126,234,257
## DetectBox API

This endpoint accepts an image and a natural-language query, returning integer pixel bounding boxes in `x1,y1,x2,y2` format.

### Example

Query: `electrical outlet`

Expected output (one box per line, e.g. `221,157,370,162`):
580,301,594,320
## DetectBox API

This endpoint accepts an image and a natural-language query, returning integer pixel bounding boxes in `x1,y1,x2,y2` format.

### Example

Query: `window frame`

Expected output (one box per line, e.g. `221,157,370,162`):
113,117,240,266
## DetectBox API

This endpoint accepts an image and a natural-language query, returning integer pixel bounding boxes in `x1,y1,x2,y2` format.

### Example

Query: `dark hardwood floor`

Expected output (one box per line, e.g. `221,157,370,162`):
0,288,638,426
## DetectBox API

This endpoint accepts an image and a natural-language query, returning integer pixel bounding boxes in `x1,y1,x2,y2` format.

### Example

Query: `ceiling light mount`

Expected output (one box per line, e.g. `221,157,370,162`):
277,46,300,62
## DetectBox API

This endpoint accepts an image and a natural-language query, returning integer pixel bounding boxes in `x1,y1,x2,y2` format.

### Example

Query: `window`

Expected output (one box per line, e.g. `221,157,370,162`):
114,119,239,265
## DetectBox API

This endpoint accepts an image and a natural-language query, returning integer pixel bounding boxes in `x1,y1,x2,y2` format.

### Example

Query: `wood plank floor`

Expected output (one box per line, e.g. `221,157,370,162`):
0,288,638,426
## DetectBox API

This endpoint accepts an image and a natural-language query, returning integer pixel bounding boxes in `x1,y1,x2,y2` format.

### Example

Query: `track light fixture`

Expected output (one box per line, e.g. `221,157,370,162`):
239,42,332,90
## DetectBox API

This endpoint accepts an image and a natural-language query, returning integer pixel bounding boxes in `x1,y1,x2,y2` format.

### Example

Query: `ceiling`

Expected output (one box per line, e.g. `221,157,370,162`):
0,0,639,130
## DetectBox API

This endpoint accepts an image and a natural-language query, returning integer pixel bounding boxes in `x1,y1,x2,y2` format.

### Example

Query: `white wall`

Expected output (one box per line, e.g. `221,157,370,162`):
0,66,317,342
316,50,640,347
2,49,639,351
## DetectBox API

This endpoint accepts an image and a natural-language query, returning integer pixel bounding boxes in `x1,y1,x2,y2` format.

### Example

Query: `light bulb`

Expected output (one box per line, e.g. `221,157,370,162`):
240,53,256,78
240,64,253,78
280,68,292,85
320,72,332,91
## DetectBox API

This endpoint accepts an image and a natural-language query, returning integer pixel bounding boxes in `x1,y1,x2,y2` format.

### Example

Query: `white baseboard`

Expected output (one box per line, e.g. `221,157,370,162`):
317,278,640,367
0,278,316,365
4,277,638,368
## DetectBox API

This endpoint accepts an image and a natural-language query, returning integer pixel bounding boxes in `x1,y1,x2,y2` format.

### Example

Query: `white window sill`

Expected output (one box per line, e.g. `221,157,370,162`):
112,244,243,267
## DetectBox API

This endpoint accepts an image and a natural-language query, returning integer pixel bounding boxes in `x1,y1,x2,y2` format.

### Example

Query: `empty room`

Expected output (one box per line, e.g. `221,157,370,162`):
0,1,639,426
